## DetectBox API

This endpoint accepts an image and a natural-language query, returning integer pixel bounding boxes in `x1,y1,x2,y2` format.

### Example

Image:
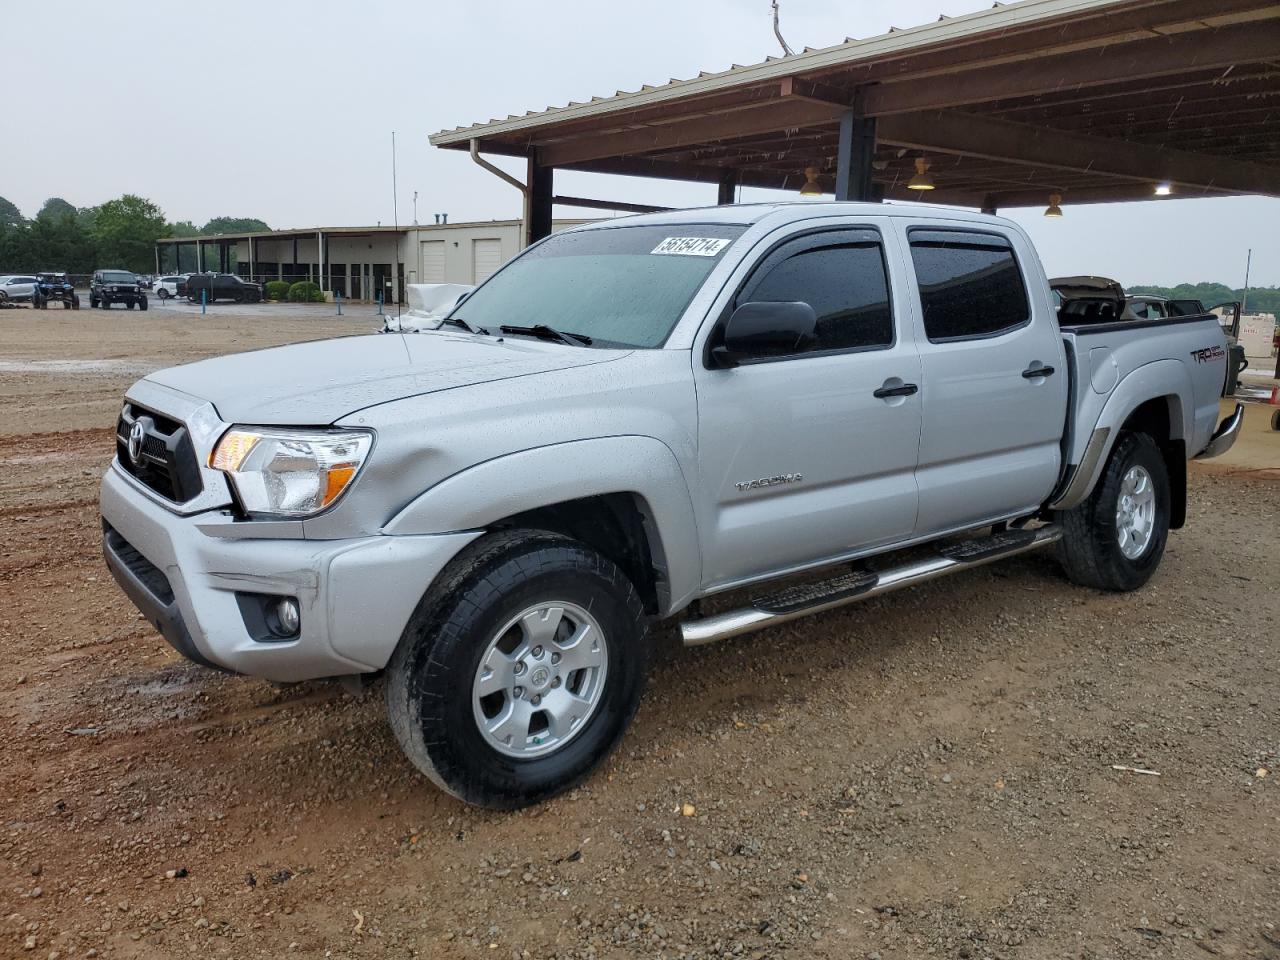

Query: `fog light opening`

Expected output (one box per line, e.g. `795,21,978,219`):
271,598,301,638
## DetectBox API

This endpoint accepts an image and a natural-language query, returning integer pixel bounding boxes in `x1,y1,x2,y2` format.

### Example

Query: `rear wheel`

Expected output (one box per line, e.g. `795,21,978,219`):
1056,431,1170,591
157,288,169,300
386,529,650,809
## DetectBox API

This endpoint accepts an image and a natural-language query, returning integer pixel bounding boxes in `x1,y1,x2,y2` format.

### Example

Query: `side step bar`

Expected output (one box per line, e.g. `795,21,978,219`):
680,524,1062,647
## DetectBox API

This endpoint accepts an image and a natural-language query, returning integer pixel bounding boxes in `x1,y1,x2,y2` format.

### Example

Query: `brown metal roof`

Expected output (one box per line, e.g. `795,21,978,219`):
431,0,1280,207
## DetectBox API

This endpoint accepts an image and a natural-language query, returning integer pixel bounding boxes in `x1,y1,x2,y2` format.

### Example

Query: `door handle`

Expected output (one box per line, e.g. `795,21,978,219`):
1022,364,1055,379
873,382,919,399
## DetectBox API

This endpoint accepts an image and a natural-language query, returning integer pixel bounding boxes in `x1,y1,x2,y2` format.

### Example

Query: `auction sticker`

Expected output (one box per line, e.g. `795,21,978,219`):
651,237,732,257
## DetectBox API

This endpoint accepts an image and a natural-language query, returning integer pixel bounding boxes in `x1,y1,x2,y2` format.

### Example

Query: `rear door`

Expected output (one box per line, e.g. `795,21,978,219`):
7,277,37,298
472,239,503,283
693,222,922,589
900,225,1068,534
421,241,446,282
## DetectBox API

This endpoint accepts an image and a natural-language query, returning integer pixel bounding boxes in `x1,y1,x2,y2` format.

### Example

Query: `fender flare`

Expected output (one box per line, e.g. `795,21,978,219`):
383,436,702,615
1051,359,1190,511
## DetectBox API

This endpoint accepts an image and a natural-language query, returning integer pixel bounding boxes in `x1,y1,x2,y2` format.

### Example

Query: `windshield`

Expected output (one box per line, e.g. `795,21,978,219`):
448,223,746,348
102,271,135,282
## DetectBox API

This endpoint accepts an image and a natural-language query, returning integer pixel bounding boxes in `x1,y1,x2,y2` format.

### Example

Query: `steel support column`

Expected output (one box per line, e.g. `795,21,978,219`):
834,111,878,202
527,160,553,247
318,231,327,291
717,168,739,205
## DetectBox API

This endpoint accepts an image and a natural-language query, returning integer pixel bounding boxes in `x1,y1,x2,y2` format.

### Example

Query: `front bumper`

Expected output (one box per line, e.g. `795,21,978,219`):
1195,402,1244,460
101,465,480,682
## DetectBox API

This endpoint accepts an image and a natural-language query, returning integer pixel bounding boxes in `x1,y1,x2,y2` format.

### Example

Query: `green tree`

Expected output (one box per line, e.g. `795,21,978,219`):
202,216,270,235
37,197,78,222
0,195,24,231
90,195,167,273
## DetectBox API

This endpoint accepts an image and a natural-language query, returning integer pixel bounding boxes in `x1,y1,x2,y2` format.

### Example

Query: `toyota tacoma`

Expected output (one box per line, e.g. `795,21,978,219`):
101,203,1242,808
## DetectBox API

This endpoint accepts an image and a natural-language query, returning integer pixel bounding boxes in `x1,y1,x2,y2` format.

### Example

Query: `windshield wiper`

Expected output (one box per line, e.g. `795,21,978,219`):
440,316,490,336
499,324,593,346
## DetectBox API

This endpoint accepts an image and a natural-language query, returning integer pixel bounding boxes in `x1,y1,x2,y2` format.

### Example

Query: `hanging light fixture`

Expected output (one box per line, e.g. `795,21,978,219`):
907,157,935,191
799,166,823,196
1154,182,1172,196
1044,193,1064,218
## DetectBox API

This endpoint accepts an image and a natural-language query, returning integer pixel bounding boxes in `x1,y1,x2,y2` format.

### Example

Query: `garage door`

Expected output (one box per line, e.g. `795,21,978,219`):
420,241,445,283
472,238,503,283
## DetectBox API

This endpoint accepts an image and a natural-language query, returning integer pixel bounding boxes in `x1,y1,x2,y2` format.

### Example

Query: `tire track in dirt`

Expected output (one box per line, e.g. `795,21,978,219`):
0,426,115,458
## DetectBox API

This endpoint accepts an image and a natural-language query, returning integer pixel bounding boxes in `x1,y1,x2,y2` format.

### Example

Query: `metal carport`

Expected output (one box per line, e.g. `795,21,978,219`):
430,0,1280,244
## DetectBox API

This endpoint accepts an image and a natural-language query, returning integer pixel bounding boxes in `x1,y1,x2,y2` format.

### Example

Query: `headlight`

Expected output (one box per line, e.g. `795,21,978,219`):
210,427,374,517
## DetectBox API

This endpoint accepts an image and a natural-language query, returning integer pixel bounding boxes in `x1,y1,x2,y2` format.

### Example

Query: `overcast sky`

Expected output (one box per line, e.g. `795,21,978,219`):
6,0,1276,287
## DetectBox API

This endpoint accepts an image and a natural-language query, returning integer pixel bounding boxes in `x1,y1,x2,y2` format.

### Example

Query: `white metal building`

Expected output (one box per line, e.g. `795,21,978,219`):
156,218,589,303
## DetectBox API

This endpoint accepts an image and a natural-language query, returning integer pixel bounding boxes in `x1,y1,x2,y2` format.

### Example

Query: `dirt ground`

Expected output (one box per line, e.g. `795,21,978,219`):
1,310,1278,960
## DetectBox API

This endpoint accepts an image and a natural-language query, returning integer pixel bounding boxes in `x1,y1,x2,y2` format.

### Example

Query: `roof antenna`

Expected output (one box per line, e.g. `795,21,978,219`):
771,0,794,56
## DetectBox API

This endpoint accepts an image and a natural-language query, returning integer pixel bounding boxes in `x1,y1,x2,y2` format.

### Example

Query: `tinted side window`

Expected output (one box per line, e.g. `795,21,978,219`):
908,230,1029,342
738,232,893,353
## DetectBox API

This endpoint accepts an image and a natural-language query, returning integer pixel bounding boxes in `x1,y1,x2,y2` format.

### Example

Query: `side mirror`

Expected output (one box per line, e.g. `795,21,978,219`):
711,301,817,367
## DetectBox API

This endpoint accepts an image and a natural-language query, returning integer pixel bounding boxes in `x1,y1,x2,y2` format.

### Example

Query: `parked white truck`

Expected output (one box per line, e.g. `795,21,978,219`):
101,203,1242,807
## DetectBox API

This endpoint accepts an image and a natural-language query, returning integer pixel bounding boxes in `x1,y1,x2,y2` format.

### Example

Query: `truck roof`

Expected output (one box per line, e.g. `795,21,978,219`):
562,200,1013,232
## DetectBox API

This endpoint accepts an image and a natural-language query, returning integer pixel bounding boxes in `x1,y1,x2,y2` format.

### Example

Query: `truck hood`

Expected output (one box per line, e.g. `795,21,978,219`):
144,333,627,424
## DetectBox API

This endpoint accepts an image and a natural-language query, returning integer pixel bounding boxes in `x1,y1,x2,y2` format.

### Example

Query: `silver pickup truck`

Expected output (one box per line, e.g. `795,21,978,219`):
101,202,1242,808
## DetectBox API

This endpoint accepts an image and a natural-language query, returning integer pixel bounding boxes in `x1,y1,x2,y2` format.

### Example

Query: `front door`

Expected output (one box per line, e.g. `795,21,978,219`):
902,225,1068,534
694,226,922,590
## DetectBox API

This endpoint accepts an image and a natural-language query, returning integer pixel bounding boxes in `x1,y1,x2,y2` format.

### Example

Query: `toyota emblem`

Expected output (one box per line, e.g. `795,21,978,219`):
127,420,147,465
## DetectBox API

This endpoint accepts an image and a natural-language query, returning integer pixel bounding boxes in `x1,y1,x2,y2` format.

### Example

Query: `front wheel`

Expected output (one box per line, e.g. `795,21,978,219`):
1055,431,1170,591
386,529,650,809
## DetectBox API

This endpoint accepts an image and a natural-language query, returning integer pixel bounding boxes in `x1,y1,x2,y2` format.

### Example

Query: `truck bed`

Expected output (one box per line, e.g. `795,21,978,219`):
1058,312,1227,492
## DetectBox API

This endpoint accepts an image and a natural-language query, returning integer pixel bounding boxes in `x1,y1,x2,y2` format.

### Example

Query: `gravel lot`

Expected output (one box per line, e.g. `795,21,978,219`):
1,310,1277,960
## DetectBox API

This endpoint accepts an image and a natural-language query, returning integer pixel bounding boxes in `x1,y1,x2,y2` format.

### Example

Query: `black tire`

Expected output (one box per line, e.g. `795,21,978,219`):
138,297,147,311
386,529,650,809
157,288,169,300
1055,431,1170,591
100,298,110,309
1272,409,1280,432
71,294,79,310
126,300,135,310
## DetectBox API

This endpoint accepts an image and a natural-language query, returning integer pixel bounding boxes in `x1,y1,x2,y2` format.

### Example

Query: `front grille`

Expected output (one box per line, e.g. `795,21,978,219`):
103,523,174,604
116,403,204,503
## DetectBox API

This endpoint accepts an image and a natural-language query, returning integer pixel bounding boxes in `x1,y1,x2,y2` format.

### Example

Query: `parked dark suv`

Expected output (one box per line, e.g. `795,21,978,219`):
90,270,147,310
185,273,263,304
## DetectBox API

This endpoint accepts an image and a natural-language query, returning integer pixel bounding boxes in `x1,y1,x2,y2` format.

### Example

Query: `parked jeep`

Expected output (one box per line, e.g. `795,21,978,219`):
185,273,263,304
90,270,147,310
102,203,1242,808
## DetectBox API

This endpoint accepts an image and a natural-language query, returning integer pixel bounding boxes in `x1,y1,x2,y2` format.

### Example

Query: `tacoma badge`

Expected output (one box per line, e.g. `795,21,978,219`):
736,473,803,492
